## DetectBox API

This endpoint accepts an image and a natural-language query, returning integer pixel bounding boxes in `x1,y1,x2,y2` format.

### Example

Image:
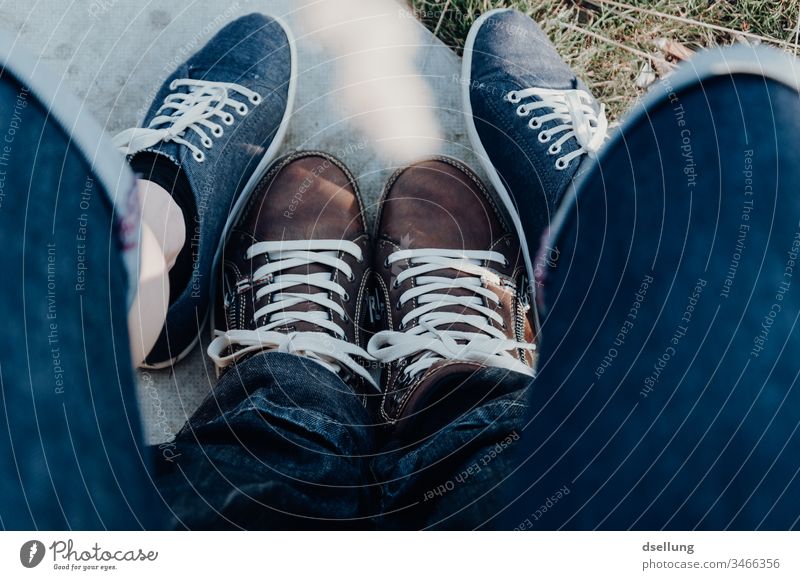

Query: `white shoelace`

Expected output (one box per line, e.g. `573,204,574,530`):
367,248,536,381
507,87,608,170
113,79,262,162
207,239,377,388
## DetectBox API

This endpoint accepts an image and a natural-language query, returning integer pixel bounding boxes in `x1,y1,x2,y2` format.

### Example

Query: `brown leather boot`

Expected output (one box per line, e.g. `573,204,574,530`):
207,151,377,395
368,157,537,431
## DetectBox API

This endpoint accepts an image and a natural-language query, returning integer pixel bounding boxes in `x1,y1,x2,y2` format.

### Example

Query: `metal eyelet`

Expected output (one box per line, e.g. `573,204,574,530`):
392,279,400,289
193,150,205,162
237,104,248,115
202,137,213,149
538,132,551,143
396,300,403,310
555,158,569,171
516,104,528,117
548,143,561,155
342,291,350,302
169,80,179,90
223,113,235,125
506,91,520,104
212,126,224,137
249,93,262,105
347,272,355,282
384,257,390,268
528,118,541,129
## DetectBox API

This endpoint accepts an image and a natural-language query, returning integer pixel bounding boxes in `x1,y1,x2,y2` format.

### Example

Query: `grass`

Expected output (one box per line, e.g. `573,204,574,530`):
408,0,800,121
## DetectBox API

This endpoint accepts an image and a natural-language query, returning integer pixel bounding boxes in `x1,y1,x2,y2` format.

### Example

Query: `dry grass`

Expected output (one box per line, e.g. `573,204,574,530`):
409,0,800,120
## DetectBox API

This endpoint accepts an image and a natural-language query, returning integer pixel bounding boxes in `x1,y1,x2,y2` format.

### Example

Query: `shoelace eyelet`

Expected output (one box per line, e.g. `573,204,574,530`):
169,80,179,90
548,143,561,155
396,299,403,310
555,158,569,171
528,118,541,130
212,126,224,137
516,105,529,117
384,257,391,268
193,150,205,162
342,291,351,302
201,137,213,149
392,279,400,289
538,132,551,144
237,104,248,115
223,114,235,125
249,93,262,105
506,91,521,104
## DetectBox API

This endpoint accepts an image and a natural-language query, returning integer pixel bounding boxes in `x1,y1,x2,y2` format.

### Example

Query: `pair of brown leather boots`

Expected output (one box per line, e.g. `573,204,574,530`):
207,151,537,431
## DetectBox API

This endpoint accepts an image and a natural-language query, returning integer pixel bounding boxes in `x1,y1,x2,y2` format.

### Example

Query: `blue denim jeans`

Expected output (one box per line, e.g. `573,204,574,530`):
502,46,800,530
154,353,529,529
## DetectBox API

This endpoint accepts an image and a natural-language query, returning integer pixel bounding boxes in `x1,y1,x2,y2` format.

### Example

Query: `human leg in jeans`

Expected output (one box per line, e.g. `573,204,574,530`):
508,45,800,530
0,35,159,529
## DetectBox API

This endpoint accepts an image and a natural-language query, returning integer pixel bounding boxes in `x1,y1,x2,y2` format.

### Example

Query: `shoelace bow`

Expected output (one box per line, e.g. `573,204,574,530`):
367,248,536,381
113,79,261,162
507,87,608,170
207,239,378,389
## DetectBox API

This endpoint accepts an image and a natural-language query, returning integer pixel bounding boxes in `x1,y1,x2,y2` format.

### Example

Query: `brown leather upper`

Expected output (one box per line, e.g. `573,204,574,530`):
216,151,372,381
372,157,536,426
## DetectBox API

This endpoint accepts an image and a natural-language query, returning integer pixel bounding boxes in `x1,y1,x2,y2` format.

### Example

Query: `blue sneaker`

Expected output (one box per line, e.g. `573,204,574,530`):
462,8,607,283
114,13,296,367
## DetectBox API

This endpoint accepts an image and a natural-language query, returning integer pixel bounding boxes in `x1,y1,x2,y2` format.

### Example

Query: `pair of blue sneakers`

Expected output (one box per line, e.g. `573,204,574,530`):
122,10,606,368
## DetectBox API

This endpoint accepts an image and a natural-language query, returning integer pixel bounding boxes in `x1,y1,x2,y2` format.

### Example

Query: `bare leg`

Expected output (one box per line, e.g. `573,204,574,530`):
128,180,186,366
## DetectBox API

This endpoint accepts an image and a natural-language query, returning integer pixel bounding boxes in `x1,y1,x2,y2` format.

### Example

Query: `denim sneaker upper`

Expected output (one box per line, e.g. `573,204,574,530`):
463,8,607,255
114,13,295,367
